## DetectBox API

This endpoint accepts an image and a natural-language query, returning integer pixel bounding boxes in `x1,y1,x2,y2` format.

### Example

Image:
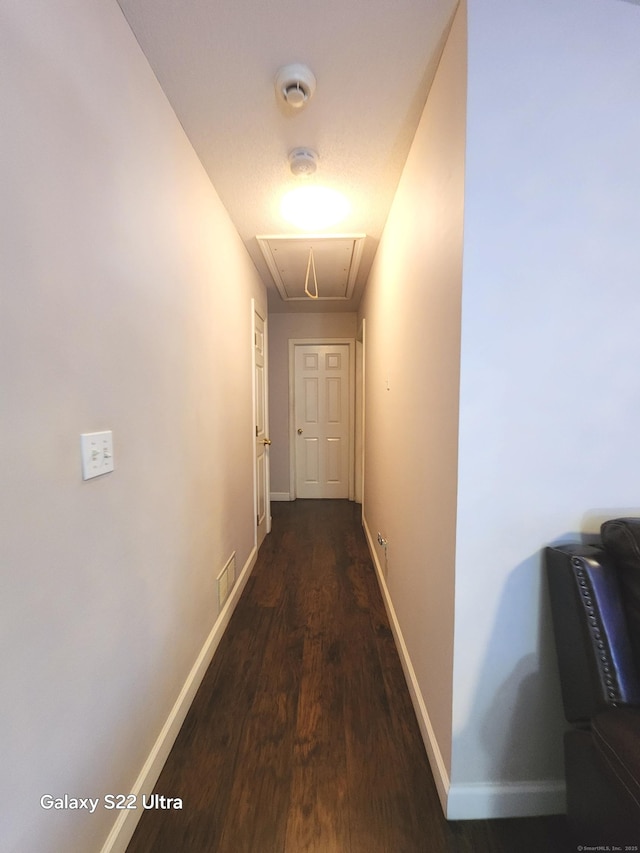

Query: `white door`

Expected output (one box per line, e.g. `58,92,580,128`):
294,343,351,499
254,308,270,547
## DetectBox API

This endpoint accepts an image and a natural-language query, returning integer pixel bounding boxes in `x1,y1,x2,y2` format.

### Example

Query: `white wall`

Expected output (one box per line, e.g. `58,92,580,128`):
358,0,466,794
0,2,265,851
451,0,640,817
360,0,640,820
268,312,357,497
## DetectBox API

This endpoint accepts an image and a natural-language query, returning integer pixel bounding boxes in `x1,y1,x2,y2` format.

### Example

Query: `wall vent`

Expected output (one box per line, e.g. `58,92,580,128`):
217,552,236,608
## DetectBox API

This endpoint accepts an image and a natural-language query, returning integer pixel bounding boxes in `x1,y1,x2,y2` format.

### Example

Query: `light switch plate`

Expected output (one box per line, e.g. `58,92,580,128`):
81,431,114,480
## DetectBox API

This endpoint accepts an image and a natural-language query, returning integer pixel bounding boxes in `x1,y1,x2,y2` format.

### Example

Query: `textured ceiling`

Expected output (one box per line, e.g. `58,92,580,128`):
117,0,458,312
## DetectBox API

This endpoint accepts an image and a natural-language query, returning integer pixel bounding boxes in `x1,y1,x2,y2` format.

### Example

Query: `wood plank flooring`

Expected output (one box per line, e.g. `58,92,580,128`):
126,499,570,853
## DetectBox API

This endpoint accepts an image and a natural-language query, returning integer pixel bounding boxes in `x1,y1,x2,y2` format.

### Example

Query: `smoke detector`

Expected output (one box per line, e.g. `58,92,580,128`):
275,63,316,109
288,148,318,176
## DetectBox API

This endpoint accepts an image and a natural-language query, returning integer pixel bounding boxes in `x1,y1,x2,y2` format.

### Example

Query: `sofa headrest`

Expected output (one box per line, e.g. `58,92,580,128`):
601,517,640,675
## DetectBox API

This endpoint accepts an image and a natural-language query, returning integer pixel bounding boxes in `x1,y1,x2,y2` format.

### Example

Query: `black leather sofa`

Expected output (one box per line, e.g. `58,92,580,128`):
546,518,640,842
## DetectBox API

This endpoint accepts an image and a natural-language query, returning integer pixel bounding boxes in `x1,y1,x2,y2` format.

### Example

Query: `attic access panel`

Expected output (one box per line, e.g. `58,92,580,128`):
257,234,366,302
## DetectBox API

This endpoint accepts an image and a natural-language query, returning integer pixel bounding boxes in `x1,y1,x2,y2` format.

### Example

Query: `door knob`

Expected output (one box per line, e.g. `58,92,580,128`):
297,428,303,435
262,437,272,446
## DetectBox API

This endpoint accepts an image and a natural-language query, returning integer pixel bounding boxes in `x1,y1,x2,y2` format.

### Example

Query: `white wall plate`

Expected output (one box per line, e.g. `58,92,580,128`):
81,431,114,480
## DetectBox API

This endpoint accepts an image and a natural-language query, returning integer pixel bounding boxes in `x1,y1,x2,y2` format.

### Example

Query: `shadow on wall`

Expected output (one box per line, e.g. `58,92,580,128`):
453,552,568,786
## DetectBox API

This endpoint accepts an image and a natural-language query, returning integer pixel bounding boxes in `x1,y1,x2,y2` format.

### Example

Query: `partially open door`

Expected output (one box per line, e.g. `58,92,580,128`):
253,305,270,547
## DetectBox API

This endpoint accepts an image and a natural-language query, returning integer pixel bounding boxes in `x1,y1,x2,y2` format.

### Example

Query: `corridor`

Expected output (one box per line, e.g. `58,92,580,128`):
126,500,568,853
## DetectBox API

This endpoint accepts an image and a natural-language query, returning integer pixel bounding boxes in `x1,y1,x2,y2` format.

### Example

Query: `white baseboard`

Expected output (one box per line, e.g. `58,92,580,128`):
361,516,451,817
361,514,566,822
270,492,291,501
100,545,258,853
446,780,566,820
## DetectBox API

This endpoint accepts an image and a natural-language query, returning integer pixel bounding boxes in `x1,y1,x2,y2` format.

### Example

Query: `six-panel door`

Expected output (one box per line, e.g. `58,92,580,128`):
294,344,350,499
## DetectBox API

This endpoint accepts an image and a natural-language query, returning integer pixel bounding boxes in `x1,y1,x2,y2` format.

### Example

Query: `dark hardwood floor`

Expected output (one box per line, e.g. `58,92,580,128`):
126,500,570,853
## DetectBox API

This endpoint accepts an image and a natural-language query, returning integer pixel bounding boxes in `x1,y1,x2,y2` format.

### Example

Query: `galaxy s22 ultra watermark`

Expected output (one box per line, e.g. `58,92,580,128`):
40,793,183,812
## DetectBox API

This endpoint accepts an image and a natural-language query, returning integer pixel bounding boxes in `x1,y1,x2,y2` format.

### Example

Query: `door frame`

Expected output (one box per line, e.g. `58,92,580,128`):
252,300,271,547
355,318,365,510
288,338,355,501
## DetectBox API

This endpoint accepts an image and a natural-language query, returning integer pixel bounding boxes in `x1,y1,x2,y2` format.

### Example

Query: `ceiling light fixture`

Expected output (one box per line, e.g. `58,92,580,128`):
280,186,351,231
274,63,316,110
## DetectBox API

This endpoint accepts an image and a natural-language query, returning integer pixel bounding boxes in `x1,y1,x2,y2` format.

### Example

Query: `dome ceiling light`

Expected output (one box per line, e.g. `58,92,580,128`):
274,63,317,110
280,186,350,231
